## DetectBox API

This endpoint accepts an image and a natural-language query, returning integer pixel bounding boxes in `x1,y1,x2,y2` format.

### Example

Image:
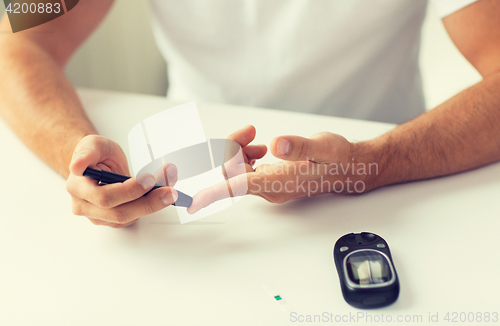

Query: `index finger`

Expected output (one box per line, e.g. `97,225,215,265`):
67,173,157,209
187,172,259,214
227,125,257,148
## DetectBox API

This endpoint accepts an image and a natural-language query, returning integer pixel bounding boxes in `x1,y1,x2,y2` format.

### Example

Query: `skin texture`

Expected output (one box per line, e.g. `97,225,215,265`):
66,135,179,228
1,0,500,224
0,0,178,228
188,0,500,213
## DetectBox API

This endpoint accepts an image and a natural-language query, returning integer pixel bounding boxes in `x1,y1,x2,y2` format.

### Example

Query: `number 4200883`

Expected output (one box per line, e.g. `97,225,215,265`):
6,2,61,14
444,312,499,323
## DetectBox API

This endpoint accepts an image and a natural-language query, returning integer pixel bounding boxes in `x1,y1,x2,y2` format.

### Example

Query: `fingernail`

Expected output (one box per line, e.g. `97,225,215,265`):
163,189,178,205
137,175,156,190
277,139,290,155
166,164,178,180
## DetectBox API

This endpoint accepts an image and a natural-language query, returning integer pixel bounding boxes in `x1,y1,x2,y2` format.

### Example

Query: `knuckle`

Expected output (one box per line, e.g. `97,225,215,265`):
89,219,103,226
312,132,332,141
92,135,107,148
297,141,309,160
65,181,72,194
95,194,113,209
143,198,159,216
65,178,77,195
127,183,144,199
121,179,147,200
109,209,128,224
71,201,84,216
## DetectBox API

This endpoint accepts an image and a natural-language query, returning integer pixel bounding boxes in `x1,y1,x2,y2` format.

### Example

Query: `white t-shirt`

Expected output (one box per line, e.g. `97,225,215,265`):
149,0,478,124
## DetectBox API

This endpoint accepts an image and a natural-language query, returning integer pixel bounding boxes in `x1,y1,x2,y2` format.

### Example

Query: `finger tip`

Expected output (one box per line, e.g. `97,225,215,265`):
274,137,292,157
170,188,179,202
165,164,178,183
269,141,280,158
186,202,200,214
270,136,280,148
245,124,256,136
260,144,269,156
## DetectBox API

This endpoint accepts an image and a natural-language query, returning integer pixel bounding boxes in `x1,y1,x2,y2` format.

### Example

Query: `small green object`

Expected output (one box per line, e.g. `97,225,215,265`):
274,295,282,301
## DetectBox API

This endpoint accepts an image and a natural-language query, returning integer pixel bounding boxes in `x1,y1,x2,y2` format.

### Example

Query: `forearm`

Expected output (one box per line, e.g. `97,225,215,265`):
0,37,97,178
364,72,500,189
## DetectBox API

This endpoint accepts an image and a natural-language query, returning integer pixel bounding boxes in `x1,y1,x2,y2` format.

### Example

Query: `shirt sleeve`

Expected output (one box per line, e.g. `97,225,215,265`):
430,0,479,18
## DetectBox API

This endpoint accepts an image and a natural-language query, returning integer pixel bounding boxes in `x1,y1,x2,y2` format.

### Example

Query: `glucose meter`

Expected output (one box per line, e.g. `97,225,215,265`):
333,232,399,309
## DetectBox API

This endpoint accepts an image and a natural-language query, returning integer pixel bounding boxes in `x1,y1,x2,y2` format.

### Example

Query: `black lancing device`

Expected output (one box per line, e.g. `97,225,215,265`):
83,167,193,208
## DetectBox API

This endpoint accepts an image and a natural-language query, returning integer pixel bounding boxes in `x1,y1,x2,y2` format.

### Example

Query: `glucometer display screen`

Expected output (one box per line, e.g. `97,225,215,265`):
346,251,392,285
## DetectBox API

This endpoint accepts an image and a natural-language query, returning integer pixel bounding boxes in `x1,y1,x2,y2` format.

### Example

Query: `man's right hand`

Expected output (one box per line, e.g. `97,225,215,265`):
66,135,178,228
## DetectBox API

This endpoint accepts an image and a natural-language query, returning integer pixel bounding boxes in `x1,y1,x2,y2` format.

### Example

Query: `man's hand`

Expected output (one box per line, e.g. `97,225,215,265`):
223,125,268,174
187,126,375,213
252,132,369,202
66,135,178,228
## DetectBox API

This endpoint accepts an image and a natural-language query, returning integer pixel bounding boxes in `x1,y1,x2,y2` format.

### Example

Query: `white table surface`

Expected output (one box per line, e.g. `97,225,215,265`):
1,89,499,326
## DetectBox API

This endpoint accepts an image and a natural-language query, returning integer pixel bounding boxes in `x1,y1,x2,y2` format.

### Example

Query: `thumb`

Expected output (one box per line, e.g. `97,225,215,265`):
270,132,350,163
69,136,103,176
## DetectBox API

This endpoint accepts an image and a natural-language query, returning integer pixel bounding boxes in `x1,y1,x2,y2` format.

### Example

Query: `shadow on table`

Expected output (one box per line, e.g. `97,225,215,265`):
266,161,500,232
97,163,500,312
106,162,498,259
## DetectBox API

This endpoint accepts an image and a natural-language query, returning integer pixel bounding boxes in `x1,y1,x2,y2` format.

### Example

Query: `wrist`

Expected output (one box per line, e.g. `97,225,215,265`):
349,138,388,193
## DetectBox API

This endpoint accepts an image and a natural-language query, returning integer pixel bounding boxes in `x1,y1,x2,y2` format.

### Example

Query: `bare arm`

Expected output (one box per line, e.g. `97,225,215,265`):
0,2,177,227
366,0,500,189
187,0,500,211
0,0,114,178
